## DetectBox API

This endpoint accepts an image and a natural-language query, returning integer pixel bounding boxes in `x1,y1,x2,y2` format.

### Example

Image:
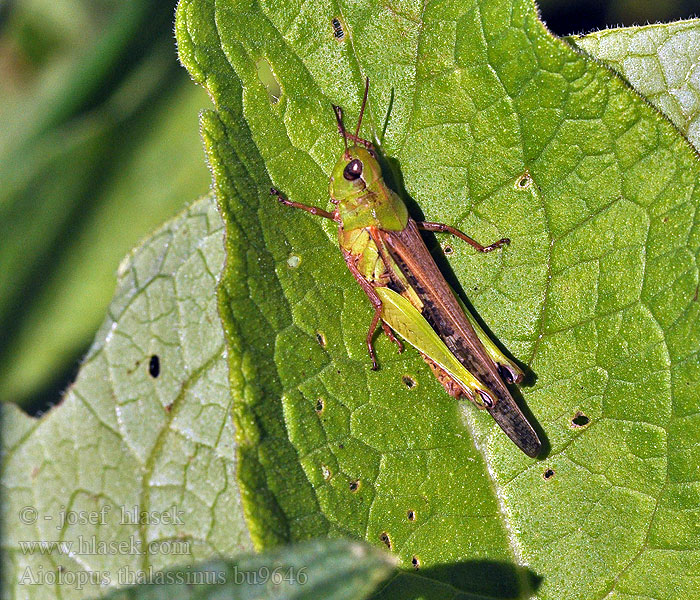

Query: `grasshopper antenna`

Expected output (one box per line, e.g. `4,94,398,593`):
332,104,349,155
332,78,374,151
355,77,370,139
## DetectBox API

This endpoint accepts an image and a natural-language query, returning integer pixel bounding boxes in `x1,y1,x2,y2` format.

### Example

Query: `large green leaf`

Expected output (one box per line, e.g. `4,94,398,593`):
1,195,252,600
176,1,700,599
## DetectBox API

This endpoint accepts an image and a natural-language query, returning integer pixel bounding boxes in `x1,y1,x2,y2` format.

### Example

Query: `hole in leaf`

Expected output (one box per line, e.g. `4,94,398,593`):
516,172,533,189
571,412,590,428
331,17,345,40
443,244,454,256
379,532,392,549
148,355,160,378
543,468,555,480
315,398,324,413
255,58,281,104
411,556,420,569
402,375,416,389
316,331,327,347
287,254,301,269
349,480,359,492
407,510,416,521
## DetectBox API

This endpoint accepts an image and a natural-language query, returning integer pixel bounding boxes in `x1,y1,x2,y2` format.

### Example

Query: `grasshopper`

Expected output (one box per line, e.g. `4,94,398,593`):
270,80,541,457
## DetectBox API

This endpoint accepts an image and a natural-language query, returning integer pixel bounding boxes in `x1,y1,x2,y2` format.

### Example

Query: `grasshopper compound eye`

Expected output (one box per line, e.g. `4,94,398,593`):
343,159,363,181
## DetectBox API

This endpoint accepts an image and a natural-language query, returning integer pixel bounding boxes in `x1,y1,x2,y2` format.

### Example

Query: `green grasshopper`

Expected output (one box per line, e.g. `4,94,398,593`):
270,80,541,457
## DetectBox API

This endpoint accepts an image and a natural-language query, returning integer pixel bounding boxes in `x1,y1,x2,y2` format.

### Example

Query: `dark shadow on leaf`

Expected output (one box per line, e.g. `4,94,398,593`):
373,560,542,600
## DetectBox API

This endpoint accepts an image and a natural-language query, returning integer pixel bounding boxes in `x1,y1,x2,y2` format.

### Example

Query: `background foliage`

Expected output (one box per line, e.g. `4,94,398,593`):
0,0,211,409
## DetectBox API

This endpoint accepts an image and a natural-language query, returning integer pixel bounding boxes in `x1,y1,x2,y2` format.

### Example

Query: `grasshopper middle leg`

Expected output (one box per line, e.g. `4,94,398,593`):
343,253,403,369
416,221,509,252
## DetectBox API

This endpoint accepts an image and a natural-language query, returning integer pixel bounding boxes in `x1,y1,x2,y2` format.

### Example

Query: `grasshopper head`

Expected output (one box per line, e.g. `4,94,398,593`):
328,79,380,205
328,145,382,203
328,79,408,231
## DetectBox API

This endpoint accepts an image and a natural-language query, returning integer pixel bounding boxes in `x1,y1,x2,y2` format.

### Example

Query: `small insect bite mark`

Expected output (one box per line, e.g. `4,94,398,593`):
331,17,345,40
287,254,301,269
443,244,454,255
407,510,416,521
543,468,555,480
349,480,359,492
321,464,331,480
148,355,160,378
315,398,324,413
379,532,392,549
516,172,533,190
316,331,327,347
411,556,420,569
164,403,173,413
402,375,416,389
571,412,590,428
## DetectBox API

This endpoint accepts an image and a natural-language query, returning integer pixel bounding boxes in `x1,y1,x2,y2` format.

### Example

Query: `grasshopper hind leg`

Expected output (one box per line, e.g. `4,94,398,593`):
381,322,404,353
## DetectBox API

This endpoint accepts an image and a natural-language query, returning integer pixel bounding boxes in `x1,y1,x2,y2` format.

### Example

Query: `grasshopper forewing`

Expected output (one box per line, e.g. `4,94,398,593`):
377,222,541,457
269,79,541,458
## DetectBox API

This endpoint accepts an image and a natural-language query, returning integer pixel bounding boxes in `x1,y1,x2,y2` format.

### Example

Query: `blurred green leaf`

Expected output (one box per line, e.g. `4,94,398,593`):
0,1,212,407
101,539,395,600
0,77,212,404
572,18,700,150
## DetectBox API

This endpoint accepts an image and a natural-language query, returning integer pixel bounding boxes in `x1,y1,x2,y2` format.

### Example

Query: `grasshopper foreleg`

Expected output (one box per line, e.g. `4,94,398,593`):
270,188,337,221
416,221,509,252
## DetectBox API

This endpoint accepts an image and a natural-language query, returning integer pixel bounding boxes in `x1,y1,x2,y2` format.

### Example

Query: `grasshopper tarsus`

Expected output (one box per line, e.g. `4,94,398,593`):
480,237,510,253
367,339,380,370
365,302,383,371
